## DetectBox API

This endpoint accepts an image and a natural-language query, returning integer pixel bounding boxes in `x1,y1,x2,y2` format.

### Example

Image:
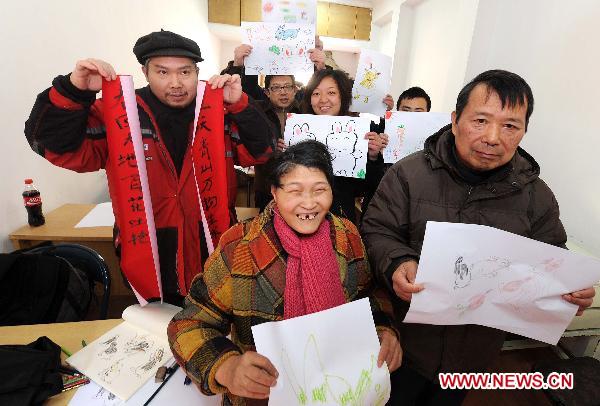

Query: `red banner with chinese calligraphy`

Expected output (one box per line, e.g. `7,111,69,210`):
191,83,229,253
103,76,161,302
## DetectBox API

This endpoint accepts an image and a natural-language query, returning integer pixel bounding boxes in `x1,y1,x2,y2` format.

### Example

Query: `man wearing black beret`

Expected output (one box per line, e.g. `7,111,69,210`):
25,30,276,305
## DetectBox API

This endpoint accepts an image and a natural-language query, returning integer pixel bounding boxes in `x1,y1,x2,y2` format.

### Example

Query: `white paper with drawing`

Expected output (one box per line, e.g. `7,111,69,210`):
68,364,220,406
262,0,317,24
404,222,600,344
383,112,451,163
283,113,370,178
252,298,390,406
241,22,315,75
66,303,181,400
351,50,391,116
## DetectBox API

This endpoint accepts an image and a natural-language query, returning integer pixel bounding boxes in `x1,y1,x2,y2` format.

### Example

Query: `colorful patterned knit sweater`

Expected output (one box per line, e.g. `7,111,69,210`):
167,206,397,406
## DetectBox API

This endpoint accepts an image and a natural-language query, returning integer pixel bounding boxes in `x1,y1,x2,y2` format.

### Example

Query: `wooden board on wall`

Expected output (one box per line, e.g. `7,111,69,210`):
317,2,329,36
241,0,261,22
326,3,356,39
355,7,372,41
209,0,241,25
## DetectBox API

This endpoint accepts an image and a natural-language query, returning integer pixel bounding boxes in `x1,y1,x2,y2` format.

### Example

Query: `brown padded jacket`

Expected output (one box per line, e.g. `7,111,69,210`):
361,125,567,379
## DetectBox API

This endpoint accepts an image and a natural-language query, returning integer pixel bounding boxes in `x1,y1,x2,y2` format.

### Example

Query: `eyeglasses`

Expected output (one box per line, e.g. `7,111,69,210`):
268,84,295,93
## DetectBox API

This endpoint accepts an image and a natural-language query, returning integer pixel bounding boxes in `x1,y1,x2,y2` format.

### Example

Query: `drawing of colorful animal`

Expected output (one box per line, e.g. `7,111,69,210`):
263,1,274,13
288,123,316,146
359,64,381,89
269,45,281,55
326,120,363,177
275,25,300,40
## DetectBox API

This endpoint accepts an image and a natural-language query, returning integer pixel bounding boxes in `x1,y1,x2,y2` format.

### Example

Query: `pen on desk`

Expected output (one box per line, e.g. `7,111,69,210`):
60,346,73,357
143,362,179,406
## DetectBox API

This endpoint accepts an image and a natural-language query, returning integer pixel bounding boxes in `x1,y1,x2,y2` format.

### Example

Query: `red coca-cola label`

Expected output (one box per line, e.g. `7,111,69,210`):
23,196,42,206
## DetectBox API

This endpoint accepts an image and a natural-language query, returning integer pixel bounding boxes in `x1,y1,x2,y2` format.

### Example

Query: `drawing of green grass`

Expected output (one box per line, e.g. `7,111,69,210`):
281,334,389,405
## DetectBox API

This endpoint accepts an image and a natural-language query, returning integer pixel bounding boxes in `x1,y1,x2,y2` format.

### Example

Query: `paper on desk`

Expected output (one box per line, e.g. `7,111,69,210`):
404,221,600,344
68,359,220,406
66,303,181,400
74,202,115,228
252,298,390,406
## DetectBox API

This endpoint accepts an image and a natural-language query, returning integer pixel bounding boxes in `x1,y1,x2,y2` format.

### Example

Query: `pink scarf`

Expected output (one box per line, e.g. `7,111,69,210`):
274,208,347,319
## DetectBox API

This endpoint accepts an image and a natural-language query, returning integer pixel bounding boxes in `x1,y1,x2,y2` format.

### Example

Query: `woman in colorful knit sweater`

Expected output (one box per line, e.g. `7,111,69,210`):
168,140,401,405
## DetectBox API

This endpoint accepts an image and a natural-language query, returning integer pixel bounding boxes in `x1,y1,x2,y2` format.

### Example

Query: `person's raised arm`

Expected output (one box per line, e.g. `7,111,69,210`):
208,74,276,163
70,58,117,91
222,44,265,102
24,59,115,172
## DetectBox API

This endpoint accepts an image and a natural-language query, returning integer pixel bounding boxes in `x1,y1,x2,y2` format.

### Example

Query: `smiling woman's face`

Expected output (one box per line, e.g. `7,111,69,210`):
271,164,332,234
310,76,342,116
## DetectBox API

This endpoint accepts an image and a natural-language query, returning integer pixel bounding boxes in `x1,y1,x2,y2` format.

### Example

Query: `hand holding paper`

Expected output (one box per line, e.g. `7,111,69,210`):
72,58,117,91
405,221,600,344
377,329,402,371
392,260,423,302
308,48,326,70
207,74,242,104
215,352,278,400
233,44,252,66
383,94,394,111
563,286,596,315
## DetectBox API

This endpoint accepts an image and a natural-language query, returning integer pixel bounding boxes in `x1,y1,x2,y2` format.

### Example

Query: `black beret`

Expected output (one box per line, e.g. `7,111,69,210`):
133,29,203,65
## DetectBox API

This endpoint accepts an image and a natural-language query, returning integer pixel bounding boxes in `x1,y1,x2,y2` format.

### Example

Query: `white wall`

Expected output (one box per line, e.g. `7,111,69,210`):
219,40,240,73
403,0,479,112
330,51,360,78
0,0,220,253
465,0,600,256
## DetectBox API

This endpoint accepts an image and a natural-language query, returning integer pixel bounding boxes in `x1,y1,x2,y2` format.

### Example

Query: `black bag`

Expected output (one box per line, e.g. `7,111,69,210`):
0,336,64,405
532,356,600,406
0,247,92,326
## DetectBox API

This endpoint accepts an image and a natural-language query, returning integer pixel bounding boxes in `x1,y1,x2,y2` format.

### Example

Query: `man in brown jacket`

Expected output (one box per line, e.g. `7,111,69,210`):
361,69,596,405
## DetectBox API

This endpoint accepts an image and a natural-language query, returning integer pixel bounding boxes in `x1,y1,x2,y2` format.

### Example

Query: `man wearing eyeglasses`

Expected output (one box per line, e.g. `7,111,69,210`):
252,74,301,210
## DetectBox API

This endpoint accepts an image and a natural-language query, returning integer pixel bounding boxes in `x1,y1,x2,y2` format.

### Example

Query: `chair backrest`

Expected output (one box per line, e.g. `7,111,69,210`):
27,244,111,319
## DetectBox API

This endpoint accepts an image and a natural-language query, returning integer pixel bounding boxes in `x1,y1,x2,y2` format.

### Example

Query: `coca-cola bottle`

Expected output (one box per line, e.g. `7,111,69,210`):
23,179,45,226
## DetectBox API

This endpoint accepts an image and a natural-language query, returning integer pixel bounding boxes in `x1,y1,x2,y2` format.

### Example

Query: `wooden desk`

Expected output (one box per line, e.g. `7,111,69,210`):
0,319,121,405
9,204,127,296
9,204,260,298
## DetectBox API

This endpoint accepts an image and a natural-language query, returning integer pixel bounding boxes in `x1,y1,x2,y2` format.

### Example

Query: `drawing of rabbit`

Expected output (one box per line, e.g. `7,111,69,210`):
288,123,316,146
454,256,471,289
326,120,363,177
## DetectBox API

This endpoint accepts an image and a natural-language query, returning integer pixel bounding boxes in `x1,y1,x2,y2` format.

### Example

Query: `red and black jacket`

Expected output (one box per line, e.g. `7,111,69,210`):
25,75,275,298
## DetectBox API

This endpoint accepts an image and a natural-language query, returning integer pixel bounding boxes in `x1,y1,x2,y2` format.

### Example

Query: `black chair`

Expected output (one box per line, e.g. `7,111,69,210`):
27,243,111,319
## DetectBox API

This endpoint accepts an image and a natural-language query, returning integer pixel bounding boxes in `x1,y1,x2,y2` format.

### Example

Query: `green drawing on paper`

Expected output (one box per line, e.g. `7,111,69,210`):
269,45,281,55
281,334,389,405
356,169,366,179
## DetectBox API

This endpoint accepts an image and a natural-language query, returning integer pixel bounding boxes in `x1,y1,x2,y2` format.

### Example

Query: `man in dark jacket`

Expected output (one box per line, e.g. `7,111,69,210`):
24,30,275,305
361,69,596,405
